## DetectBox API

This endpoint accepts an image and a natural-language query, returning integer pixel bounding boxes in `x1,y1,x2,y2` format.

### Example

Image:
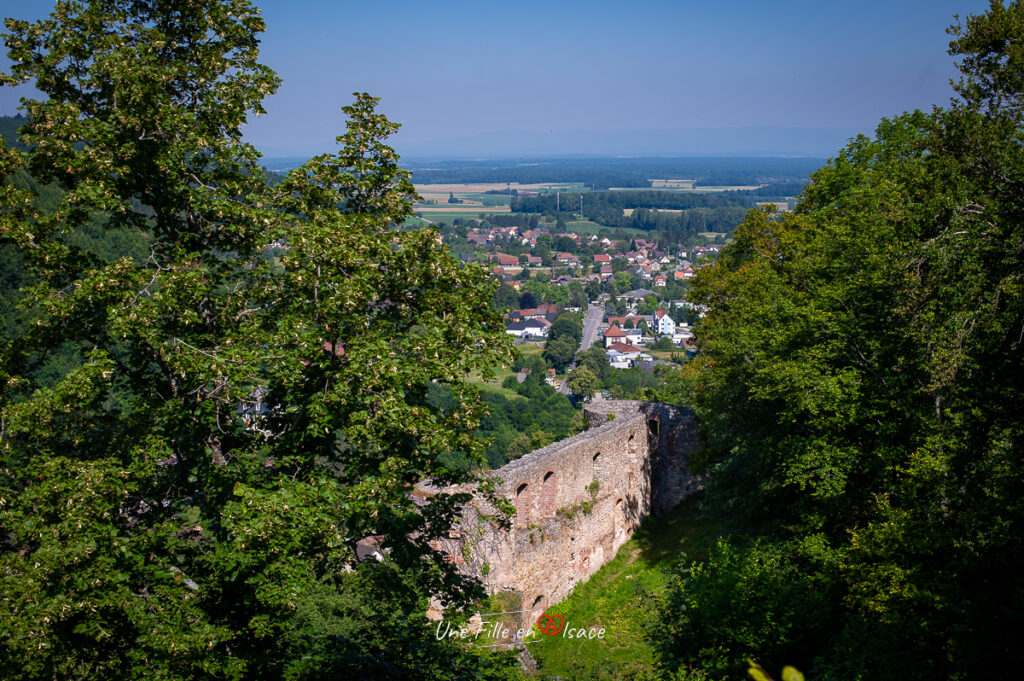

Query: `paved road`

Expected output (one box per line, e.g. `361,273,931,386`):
559,303,604,395
579,303,604,353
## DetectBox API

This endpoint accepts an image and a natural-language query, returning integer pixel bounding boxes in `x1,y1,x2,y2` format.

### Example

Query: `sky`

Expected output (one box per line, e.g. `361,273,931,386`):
0,0,996,158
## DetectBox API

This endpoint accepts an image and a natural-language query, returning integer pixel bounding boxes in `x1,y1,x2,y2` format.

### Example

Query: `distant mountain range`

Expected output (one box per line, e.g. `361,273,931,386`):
388,126,866,161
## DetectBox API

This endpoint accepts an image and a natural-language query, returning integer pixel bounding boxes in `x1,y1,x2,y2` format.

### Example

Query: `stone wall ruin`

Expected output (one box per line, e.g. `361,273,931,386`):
426,400,700,620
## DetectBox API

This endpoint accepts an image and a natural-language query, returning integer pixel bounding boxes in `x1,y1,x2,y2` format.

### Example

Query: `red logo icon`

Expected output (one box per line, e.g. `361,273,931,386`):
537,612,565,636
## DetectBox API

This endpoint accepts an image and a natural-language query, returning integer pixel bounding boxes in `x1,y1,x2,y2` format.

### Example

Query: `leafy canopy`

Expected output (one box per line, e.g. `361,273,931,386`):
654,2,1024,678
0,1,518,679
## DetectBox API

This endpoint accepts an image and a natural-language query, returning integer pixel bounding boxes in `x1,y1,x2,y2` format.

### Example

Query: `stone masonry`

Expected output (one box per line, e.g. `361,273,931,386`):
427,400,700,620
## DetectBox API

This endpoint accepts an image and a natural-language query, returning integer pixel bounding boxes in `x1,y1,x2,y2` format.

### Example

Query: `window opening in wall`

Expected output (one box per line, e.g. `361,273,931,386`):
515,483,531,528
531,595,544,612
614,498,624,538
539,471,558,517
648,419,660,435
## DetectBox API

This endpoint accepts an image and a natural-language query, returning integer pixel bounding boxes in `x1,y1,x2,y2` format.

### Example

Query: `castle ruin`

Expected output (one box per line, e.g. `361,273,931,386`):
427,400,700,618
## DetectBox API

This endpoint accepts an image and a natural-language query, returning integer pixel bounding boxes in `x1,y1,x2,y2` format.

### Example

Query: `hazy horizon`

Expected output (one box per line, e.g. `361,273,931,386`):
0,0,992,159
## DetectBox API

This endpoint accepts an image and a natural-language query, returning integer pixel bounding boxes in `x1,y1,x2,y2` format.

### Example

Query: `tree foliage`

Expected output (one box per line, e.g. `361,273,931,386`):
654,3,1024,678
566,366,599,402
0,2,519,679
543,311,582,371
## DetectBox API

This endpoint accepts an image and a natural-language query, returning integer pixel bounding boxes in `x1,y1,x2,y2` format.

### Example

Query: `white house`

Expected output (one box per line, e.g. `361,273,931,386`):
505,320,549,339
606,342,643,369
606,350,633,369
654,309,676,336
622,329,644,345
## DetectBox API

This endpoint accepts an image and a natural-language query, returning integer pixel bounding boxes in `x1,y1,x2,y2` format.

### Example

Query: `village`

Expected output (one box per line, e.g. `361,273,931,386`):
440,221,715,388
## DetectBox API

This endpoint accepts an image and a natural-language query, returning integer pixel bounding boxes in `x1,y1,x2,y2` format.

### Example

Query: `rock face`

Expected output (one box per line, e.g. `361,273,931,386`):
429,400,700,619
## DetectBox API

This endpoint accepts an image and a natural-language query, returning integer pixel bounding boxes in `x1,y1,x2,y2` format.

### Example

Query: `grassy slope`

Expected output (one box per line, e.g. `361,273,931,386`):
528,495,724,678
466,343,545,399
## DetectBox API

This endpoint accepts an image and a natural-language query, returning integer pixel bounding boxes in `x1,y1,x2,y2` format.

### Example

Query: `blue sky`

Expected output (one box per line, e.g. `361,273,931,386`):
0,0,995,157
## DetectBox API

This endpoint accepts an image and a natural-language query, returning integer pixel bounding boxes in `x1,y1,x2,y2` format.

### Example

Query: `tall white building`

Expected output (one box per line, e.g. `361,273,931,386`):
654,309,675,336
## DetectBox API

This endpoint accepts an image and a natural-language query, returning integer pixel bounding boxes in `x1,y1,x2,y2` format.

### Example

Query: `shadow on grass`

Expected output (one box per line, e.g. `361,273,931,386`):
529,493,728,678
630,493,727,568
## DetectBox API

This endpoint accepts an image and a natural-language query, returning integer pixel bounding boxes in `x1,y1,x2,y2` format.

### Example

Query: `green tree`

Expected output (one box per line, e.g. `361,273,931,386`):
548,311,583,346
0,2,517,679
505,430,555,461
566,366,599,401
542,335,577,373
493,282,519,309
576,345,611,381
650,336,675,351
654,4,1024,678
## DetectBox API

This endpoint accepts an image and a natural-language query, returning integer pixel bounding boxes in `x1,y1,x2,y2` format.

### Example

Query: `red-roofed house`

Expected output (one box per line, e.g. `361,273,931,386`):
602,324,628,348
607,342,642,356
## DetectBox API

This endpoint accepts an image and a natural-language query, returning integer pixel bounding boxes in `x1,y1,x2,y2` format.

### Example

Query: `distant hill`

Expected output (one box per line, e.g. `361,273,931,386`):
0,115,29,150
394,125,864,160
398,156,822,189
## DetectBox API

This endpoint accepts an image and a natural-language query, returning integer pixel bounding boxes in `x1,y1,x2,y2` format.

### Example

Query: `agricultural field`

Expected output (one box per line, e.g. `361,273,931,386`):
650,178,695,189
413,182,584,204
690,184,763,192
414,205,511,215
609,182,764,193
622,208,685,217
644,350,689,362
413,210,509,224
561,220,648,238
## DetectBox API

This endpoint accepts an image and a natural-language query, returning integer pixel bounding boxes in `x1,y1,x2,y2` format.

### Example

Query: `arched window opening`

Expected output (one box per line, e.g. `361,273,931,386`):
515,483,531,528
539,471,559,517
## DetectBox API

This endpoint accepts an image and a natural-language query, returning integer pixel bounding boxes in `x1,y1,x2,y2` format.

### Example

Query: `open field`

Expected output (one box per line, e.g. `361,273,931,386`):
460,193,513,206
609,184,763,193
465,343,545,398
400,216,433,229
650,178,695,189
561,220,648,237
413,209,510,224
414,182,580,204
622,208,685,217
529,495,726,677
645,350,688,361
691,184,762,192
413,204,511,213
